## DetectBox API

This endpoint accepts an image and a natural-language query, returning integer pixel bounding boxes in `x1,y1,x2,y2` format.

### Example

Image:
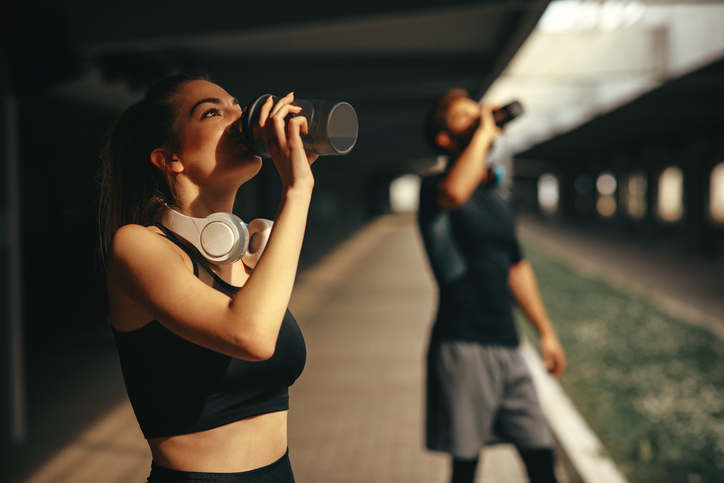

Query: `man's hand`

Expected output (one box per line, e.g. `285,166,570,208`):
540,333,566,377
476,103,502,145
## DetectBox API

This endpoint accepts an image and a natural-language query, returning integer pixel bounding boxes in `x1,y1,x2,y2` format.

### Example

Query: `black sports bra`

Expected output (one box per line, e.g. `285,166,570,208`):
112,224,306,439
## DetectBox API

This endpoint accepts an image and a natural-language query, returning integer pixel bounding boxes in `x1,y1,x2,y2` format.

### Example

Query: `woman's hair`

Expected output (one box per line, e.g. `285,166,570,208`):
99,73,209,258
423,88,470,154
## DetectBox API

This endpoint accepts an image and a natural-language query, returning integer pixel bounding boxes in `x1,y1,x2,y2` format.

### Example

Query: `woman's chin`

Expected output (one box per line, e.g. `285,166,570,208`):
231,151,263,167
233,158,263,183
243,149,264,163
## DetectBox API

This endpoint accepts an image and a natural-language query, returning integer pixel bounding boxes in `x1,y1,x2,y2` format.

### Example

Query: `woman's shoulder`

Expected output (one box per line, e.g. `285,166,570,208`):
107,224,196,332
111,223,158,251
113,223,163,239
109,224,183,269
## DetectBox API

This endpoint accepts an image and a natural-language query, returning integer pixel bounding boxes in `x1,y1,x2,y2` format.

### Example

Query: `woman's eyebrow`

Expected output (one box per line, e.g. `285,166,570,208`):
189,97,241,116
190,98,220,116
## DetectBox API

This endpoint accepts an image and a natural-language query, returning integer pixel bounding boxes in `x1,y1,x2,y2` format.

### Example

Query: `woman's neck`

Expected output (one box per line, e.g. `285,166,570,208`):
175,184,238,218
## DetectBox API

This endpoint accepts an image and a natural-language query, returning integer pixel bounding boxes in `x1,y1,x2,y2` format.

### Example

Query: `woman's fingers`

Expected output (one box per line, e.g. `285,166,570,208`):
288,116,318,164
258,92,296,129
269,104,303,153
258,93,317,179
269,92,295,118
259,93,301,153
258,96,274,128
286,115,307,148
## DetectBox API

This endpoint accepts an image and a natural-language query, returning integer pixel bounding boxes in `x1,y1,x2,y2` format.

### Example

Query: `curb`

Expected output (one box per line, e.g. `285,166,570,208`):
520,342,629,483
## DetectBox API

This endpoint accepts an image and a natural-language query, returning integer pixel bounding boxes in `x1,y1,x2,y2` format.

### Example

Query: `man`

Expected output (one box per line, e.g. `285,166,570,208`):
418,89,566,483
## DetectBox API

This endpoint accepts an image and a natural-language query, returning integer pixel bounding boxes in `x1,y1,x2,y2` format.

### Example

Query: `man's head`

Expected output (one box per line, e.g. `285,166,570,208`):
424,88,482,155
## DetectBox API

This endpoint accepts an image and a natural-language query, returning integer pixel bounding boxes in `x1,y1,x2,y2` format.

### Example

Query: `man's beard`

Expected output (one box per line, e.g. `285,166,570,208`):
450,116,481,151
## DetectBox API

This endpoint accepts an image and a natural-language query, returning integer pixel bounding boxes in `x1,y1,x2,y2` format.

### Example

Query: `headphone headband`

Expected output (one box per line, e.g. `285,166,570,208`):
162,209,250,265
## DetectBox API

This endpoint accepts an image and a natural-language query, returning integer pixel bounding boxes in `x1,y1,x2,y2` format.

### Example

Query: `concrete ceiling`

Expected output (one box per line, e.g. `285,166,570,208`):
514,54,724,166
5,0,550,177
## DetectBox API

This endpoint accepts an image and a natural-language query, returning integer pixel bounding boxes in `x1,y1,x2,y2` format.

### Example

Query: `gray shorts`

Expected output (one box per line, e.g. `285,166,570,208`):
426,340,553,458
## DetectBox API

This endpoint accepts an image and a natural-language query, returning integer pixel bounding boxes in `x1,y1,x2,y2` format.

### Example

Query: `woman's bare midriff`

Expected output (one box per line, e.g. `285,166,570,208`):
148,411,288,472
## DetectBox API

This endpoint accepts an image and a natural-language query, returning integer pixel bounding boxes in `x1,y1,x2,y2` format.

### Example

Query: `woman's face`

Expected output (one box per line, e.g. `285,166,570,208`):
170,80,262,186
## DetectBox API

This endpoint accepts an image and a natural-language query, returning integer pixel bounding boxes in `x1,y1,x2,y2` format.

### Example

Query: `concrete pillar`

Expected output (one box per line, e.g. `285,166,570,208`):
559,165,576,220
683,138,719,255
1,64,26,447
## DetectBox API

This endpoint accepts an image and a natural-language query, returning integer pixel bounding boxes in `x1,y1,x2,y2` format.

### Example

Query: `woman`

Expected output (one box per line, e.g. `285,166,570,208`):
100,74,315,482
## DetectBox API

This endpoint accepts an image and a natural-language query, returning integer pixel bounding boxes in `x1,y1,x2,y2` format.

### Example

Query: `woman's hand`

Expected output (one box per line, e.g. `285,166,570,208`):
258,93,318,192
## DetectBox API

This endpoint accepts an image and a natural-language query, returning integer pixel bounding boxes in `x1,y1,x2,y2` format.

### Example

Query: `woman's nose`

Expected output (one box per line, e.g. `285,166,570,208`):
230,111,243,131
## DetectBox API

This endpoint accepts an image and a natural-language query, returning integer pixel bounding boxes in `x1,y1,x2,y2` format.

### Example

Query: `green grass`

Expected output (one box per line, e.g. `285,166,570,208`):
516,240,724,483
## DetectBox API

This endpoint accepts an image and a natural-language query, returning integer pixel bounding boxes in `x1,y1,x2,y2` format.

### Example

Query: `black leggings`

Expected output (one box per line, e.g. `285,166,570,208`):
146,449,294,483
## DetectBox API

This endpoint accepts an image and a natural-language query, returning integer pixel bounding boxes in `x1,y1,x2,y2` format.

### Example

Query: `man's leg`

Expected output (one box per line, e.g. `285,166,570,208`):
518,448,558,483
427,342,503,482
495,348,558,483
451,455,479,483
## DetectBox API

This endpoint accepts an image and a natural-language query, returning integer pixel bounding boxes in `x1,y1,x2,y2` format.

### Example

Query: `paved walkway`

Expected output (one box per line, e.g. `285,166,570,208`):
10,214,529,483
287,214,528,483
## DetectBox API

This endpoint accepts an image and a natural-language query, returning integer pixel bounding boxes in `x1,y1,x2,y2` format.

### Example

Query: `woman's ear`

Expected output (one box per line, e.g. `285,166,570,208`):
150,148,184,174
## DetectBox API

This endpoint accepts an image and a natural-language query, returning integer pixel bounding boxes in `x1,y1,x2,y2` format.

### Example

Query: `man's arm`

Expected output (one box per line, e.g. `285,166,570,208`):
508,259,567,377
437,105,499,210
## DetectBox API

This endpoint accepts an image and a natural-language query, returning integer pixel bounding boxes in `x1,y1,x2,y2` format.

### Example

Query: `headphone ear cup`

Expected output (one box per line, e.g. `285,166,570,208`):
201,213,249,265
242,219,274,269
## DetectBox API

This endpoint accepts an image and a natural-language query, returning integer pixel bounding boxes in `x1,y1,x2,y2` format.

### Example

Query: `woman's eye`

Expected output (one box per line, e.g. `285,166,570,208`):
202,108,219,119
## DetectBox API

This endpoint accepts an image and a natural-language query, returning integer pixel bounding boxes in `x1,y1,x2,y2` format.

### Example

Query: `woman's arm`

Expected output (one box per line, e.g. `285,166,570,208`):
108,94,315,361
508,259,567,377
223,93,316,359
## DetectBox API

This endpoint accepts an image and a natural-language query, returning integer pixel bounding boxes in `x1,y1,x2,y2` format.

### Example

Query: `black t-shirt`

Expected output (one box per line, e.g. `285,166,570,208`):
418,173,523,347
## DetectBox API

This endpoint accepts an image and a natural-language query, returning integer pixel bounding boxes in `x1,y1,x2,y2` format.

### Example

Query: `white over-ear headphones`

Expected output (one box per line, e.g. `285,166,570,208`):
161,208,273,268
